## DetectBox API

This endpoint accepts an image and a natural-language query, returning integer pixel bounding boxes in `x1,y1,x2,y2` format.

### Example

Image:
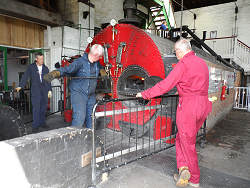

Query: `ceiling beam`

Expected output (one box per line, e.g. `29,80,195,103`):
78,0,95,8
0,0,63,26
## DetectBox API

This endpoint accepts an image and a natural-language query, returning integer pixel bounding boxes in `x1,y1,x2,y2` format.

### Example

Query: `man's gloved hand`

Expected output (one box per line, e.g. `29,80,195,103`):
136,93,142,98
209,96,217,103
48,91,52,98
16,87,22,92
44,70,61,82
100,69,108,77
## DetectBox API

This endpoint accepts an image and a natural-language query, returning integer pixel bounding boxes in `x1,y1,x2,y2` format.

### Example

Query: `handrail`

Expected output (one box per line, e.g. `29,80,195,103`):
205,36,236,40
237,39,250,49
204,36,249,49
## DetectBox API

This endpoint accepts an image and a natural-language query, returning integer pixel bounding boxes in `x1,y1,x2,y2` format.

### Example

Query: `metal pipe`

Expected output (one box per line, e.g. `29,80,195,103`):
88,0,91,36
180,0,183,36
181,26,244,71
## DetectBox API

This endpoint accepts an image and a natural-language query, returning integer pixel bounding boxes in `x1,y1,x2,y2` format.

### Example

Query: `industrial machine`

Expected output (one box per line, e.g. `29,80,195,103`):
0,0,240,142
86,23,178,139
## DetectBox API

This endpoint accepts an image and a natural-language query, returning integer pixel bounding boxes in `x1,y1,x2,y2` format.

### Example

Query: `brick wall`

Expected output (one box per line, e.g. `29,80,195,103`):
206,64,241,130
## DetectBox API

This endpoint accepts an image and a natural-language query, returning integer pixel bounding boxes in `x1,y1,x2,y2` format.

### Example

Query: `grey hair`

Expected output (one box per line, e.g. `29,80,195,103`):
34,52,43,57
175,39,192,52
90,44,104,56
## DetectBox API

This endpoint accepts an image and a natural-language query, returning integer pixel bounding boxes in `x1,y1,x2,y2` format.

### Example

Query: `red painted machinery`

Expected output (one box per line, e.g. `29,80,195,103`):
60,58,72,122
86,24,178,140
60,55,80,123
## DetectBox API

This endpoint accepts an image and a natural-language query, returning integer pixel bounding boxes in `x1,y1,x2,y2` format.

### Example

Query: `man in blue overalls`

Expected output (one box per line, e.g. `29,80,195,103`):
16,52,52,133
44,44,104,128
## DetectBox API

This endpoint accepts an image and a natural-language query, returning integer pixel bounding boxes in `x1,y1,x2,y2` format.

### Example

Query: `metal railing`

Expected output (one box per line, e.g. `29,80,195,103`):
205,36,250,73
146,28,171,39
0,85,62,124
89,95,207,187
234,39,250,73
234,87,250,111
205,36,236,59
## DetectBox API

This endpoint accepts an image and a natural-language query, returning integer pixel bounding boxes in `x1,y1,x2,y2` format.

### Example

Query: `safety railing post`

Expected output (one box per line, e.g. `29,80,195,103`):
247,87,250,112
88,95,183,185
88,102,99,188
200,119,207,148
203,119,207,140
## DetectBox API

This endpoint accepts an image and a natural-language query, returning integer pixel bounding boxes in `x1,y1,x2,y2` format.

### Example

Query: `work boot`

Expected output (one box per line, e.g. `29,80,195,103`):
188,182,200,188
44,70,60,82
173,166,191,187
32,127,39,133
41,124,49,129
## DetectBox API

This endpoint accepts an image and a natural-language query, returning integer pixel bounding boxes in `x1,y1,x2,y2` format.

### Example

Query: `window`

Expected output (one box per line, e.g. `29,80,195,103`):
210,30,217,39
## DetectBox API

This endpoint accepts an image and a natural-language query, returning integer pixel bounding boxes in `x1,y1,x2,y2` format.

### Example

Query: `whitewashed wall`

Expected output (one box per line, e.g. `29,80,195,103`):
174,0,250,57
237,0,250,45
79,2,95,50
175,3,236,38
93,0,124,28
6,60,28,86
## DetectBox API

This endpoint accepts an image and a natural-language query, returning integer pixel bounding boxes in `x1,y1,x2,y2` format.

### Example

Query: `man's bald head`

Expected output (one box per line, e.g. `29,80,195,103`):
88,44,104,63
174,39,192,60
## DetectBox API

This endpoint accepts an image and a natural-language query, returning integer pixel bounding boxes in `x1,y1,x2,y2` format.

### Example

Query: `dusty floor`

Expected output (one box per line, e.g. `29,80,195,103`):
25,113,70,133
97,110,250,188
25,110,250,187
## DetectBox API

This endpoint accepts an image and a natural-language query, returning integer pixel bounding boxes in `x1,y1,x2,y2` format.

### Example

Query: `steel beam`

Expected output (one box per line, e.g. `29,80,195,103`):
147,7,163,29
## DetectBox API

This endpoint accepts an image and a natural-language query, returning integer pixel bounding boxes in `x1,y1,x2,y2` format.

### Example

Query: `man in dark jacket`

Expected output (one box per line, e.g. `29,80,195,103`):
16,52,52,133
44,44,104,128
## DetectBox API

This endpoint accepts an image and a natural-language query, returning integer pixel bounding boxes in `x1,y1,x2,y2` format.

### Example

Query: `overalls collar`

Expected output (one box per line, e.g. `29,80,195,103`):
182,51,195,59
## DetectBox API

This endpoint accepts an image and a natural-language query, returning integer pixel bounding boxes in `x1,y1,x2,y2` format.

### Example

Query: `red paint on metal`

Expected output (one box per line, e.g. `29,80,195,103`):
154,116,175,143
61,59,70,110
87,24,171,139
221,85,226,101
64,109,72,123
172,63,177,68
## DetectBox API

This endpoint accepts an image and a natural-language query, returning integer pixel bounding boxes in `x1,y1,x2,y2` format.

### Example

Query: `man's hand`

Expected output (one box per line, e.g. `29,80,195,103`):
16,87,22,92
44,70,61,82
100,69,108,77
209,96,217,103
48,91,52,98
136,93,142,98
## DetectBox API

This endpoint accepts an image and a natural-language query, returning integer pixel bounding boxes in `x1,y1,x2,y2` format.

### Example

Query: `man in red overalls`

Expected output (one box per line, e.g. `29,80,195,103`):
136,39,212,187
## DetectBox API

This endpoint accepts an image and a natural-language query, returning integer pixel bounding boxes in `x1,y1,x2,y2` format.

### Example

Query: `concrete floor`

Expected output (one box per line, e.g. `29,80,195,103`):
25,113,70,134
97,110,250,188
26,110,250,188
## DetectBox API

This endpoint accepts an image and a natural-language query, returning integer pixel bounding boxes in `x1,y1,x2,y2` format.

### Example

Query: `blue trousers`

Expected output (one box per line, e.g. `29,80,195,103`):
31,93,48,128
71,91,96,128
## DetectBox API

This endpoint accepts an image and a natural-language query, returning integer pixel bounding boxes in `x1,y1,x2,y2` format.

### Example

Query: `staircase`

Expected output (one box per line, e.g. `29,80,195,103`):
147,0,176,30
234,39,250,74
205,36,250,74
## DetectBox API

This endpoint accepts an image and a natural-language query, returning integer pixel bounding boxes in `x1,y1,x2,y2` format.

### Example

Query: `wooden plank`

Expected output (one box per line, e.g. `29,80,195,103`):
0,15,45,48
0,16,11,45
34,24,40,48
39,25,45,48
81,147,101,167
11,18,26,47
25,22,35,48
